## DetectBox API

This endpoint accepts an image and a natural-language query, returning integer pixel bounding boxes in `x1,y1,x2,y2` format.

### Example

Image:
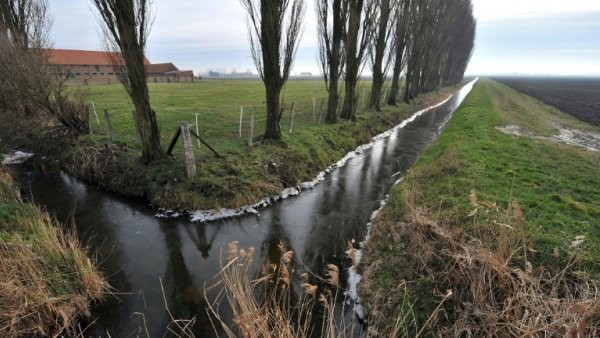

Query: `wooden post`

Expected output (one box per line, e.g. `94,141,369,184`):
91,101,100,126
189,129,221,158
289,102,295,134
166,127,181,155
103,109,115,142
312,97,316,121
383,89,389,106
361,89,366,109
195,113,201,148
180,123,197,178
317,99,324,124
248,111,255,147
239,106,244,138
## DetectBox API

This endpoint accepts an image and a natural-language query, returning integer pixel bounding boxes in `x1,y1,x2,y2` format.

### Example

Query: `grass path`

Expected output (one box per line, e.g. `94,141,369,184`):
359,78,600,336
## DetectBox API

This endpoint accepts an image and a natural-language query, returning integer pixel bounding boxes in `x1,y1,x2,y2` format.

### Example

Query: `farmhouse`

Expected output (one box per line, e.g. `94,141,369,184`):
47,49,194,85
146,62,194,83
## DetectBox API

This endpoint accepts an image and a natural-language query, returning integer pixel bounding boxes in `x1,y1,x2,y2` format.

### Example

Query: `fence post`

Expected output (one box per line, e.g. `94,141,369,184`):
248,111,255,147
239,106,244,138
361,89,366,109
195,113,201,148
312,97,316,122
317,99,324,124
383,89,389,106
103,109,115,142
180,122,197,178
289,102,295,134
91,101,100,126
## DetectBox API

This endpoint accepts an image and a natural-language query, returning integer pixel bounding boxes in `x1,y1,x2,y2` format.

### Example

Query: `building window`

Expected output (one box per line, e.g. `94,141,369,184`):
108,72,114,75
92,73,97,75
75,73,81,75
95,65,100,72
85,73,90,75
100,73,104,75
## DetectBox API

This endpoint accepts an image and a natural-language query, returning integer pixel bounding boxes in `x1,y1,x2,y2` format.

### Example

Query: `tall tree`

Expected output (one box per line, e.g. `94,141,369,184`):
366,0,395,112
317,0,348,124
386,0,411,106
240,0,305,140
339,0,376,121
91,0,162,162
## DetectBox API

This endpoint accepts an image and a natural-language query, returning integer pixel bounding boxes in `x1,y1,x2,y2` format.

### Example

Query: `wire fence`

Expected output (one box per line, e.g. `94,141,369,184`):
85,85,396,158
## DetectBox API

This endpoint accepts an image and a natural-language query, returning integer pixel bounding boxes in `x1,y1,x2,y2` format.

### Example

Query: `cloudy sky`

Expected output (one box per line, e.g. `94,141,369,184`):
50,0,600,76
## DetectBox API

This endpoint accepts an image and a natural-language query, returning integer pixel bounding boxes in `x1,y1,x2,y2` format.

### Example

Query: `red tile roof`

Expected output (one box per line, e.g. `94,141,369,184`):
47,49,150,66
146,63,178,74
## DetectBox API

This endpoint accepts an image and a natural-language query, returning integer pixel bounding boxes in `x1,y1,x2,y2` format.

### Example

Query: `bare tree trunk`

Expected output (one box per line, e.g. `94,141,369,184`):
240,0,305,141
387,40,404,105
264,80,282,139
340,0,374,121
324,0,344,124
367,0,393,112
318,0,347,124
387,0,411,106
92,0,162,162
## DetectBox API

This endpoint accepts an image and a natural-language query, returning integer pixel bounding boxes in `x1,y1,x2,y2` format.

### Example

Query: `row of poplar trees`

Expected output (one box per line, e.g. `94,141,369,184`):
242,0,476,139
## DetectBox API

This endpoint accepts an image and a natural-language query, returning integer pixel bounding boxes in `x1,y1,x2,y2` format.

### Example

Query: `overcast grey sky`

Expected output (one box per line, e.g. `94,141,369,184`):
50,0,600,76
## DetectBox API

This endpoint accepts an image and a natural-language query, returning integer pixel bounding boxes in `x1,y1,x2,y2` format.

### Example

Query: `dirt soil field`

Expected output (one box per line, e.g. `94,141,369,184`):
494,77,600,126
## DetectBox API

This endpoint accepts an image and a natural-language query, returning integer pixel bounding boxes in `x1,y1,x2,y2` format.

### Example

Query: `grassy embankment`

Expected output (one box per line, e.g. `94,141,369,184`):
60,80,459,210
0,168,106,337
359,79,600,336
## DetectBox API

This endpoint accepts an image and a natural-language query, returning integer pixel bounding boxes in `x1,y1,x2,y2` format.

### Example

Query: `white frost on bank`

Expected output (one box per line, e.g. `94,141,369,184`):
162,82,465,223
2,151,34,165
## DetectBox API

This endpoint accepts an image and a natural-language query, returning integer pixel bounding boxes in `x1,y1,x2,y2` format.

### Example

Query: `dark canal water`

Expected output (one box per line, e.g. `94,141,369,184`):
18,80,475,337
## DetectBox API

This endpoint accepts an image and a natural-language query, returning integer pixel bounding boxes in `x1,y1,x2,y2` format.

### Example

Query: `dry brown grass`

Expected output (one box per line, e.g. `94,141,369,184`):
0,170,107,337
360,186,600,337
206,241,362,338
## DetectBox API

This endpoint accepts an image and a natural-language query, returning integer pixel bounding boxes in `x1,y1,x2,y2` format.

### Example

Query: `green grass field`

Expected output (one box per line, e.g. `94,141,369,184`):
359,78,600,336
85,80,391,156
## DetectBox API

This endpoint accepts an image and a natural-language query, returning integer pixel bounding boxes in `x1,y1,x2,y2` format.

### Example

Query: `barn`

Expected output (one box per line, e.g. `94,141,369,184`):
47,49,194,85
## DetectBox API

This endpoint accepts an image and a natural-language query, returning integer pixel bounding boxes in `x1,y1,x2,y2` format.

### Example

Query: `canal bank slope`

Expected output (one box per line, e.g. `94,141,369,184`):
0,168,106,337
359,79,600,336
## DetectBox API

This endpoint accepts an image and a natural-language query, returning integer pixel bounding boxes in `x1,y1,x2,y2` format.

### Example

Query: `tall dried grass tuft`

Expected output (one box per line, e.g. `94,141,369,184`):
363,186,600,336
0,170,107,337
207,241,361,338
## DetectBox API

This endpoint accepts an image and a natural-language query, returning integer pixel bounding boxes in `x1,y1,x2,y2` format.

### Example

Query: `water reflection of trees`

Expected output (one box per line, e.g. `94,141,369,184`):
183,222,220,259
159,222,215,335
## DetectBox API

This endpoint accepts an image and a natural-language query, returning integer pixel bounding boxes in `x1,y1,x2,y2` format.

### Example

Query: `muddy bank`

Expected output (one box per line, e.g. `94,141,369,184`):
496,124,600,152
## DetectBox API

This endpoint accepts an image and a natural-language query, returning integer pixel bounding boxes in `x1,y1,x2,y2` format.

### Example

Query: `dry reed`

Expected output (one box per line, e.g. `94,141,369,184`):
0,170,107,337
360,186,600,337
206,240,363,338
